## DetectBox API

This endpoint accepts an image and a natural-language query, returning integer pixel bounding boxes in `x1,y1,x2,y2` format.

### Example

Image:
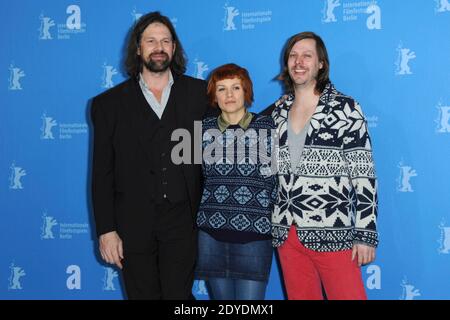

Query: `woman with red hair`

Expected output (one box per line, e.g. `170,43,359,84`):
195,63,278,300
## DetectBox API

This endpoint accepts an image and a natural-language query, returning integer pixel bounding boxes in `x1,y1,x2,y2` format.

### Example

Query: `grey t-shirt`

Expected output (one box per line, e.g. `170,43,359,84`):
288,115,310,170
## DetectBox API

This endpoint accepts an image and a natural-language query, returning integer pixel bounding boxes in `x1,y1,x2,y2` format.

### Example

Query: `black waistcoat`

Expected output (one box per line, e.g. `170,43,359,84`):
137,87,189,204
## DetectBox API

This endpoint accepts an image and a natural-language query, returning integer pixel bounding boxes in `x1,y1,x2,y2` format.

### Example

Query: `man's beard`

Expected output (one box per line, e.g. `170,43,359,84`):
142,52,171,73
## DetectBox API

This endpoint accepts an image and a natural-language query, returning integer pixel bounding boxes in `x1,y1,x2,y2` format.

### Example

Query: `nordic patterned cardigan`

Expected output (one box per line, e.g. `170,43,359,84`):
271,82,379,252
196,114,278,238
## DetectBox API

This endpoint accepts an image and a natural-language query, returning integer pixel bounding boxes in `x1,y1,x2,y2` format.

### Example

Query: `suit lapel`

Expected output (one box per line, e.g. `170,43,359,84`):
171,74,189,130
169,74,199,207
125,78,160,162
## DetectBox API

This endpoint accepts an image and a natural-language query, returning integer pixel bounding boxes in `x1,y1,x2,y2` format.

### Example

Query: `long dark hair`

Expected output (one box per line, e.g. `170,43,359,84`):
278,31,330,94
125,11,186,78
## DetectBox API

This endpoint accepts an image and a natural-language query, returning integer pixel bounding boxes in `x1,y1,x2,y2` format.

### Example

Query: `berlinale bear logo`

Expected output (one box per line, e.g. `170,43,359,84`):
223,4,239,30
8,264,26,290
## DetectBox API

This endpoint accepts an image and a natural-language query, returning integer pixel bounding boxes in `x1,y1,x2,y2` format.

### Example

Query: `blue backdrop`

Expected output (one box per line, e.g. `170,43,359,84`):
2,0,450,300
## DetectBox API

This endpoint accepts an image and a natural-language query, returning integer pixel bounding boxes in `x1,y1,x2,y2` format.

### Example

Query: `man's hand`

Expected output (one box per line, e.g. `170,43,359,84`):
99,231,124,269
351,243,375,267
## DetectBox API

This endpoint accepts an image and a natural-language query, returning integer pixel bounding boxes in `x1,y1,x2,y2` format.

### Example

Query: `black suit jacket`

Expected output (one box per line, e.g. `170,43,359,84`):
91,73,209,250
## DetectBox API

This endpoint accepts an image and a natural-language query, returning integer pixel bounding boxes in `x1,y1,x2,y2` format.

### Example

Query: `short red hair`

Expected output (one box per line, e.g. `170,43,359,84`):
207,63,254,108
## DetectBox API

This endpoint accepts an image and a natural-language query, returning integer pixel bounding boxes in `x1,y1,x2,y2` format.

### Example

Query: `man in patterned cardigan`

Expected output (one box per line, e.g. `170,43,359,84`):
261,32,378,300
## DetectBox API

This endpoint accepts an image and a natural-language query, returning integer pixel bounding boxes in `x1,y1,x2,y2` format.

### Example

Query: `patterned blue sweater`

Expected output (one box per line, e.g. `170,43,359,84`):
196,113,278,242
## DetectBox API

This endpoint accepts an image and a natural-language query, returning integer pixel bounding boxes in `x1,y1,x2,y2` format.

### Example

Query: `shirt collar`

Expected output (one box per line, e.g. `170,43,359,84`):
217,109,253,133
138,70,174,92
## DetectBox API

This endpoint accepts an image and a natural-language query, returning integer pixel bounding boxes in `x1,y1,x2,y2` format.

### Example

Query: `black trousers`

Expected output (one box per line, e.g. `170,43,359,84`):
122,199,197,300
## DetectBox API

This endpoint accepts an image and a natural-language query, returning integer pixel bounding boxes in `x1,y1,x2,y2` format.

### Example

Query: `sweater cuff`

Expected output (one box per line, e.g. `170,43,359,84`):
353,229,378,248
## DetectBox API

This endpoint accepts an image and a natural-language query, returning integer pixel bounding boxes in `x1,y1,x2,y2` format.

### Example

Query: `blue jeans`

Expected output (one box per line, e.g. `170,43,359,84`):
195,230,273,282
208,277,267,300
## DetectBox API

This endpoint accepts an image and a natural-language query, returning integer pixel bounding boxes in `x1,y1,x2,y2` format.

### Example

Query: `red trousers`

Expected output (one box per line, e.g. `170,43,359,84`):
277,226,367,300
